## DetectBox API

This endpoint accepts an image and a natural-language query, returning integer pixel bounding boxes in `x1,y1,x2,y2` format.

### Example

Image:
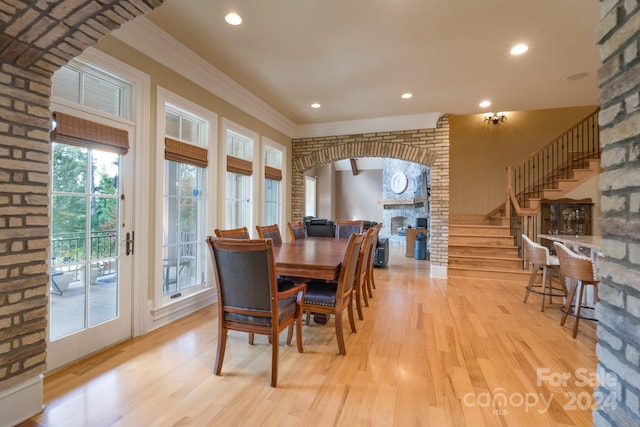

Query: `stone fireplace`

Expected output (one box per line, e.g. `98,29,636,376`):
380,159,431,245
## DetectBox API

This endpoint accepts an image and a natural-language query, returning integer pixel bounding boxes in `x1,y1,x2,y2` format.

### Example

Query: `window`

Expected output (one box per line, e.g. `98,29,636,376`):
161,104,209,298
224,122,256,230
305,176,317,217
263,144,283,226
52,61,132,120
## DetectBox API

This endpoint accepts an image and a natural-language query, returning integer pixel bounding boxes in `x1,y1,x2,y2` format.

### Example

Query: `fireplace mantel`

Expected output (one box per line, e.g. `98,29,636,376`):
378,197,427,208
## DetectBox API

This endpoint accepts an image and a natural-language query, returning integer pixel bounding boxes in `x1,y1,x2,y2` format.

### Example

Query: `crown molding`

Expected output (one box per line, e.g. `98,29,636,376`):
111,17,297,137
111,18,443,140
293,112,442,139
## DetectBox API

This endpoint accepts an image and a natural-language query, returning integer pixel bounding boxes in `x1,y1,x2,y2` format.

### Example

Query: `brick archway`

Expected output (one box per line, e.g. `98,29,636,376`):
291,115,450,272
0,0,165,396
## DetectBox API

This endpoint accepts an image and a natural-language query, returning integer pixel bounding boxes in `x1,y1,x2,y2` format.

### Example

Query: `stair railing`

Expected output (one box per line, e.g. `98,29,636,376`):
505,108,600,258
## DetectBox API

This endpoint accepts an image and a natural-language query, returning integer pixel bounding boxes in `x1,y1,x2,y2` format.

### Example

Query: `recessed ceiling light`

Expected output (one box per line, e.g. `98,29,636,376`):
479,100,491,108
225,12,242,25
311,103,321,109
510,44,528,55
401,93,413,99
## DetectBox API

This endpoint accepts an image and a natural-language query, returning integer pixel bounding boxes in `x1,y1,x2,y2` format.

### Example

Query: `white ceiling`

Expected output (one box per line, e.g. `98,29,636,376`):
130,0,600,128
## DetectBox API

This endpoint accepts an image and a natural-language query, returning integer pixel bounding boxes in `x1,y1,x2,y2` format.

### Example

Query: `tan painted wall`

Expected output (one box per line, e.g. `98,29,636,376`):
450,106,598,215
335,170,383,222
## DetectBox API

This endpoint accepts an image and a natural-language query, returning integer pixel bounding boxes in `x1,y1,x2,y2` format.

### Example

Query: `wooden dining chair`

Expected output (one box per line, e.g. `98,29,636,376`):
554,242,600,338
303,232,365,355
214,226,250,239
365,223,382,295
287,221,306,240
353,226,378,320
206,237,306,387
334,220,364,239
521,234,566,311
255,224,283,246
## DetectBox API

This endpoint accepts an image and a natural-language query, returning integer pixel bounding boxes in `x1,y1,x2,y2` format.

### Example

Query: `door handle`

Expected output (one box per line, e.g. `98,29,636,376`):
126,231,135,256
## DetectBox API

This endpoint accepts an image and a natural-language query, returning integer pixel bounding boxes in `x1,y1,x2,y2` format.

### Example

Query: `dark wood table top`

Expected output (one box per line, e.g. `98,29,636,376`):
274,237,349,281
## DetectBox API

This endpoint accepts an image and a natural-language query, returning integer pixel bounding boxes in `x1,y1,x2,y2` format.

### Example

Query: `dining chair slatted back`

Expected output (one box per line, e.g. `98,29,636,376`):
521,234,565,312
287,221,306,240
302,232,365,355
335,220,365,239
214,226,250,239
353,226,377,320
553,241,600,338
365,223,382,293
206,237,306,386
256,224,283,246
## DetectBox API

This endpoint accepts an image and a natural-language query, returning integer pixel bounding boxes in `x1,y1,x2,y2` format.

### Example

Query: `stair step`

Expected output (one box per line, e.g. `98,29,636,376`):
448,266,532,282
449,255,523,269
449,245,519,257
449,234,515,246
449,224,511,236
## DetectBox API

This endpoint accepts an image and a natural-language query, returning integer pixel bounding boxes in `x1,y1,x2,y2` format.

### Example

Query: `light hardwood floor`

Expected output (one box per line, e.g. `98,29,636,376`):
22,246,598,427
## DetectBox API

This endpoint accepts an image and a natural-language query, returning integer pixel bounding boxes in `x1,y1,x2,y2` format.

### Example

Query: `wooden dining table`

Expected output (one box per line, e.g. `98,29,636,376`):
273,237,349,281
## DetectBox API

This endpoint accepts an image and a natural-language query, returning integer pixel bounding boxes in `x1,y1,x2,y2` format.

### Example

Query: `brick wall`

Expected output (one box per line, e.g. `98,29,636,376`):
594,1,640,426
291,115,450,268
0,0,163,392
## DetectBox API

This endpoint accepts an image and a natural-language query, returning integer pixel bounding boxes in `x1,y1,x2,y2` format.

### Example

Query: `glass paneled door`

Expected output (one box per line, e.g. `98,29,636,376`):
48,140,133,370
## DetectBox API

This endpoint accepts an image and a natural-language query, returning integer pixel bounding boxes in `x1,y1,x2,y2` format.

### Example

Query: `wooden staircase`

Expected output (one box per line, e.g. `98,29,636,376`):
449,218,532,281
448,110,601,282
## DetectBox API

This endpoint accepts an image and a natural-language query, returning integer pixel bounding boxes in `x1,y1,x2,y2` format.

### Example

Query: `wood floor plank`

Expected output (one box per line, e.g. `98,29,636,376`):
21,246,599,427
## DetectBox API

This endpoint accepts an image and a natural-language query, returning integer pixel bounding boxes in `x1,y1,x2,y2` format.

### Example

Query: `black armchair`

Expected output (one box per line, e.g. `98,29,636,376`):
206,237,306,387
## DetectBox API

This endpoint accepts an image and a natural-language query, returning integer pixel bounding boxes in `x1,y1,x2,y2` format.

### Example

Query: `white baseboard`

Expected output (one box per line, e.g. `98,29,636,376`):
430,264,448,278
0,375,43,427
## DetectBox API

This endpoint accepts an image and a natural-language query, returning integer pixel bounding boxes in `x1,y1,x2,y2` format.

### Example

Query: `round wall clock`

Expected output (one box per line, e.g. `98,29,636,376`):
390,171,408,194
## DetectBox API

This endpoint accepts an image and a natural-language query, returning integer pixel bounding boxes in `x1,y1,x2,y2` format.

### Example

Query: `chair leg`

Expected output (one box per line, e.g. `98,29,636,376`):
334,310,346,355
348,298,357,334
249,333,255,345
295,316,304,353
367,268,375,296
361,277,369,307
214,329,228,375
540,265,548,312
561,279,578,327
286,324,294,345
354,285,364,320
523,264,537,304
571,281,585,339
271,331,279,387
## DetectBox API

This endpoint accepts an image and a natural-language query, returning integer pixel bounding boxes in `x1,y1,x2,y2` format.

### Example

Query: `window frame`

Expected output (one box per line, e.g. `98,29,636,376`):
154,88,217,310
221,119,259,235
261,137,286,234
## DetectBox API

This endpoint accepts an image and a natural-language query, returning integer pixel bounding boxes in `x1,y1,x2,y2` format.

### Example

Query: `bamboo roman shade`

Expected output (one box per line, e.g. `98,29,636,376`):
265,165,282,181
227,155,252,176
51,112,129,154
165,137,208,168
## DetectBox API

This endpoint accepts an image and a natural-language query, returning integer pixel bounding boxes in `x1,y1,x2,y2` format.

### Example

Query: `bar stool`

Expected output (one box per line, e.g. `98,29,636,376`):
521,234,566,311
554,242,600,338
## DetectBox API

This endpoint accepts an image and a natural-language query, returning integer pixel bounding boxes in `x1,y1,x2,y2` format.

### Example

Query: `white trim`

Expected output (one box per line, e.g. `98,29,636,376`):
0,375,43,427
430,265,448,278
294,113,442,139
220,118,259,235
78,48,152,337
155,87,219,312
111,17,296,138
261,137,287,238
147,289,217,332
111,18,443,139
